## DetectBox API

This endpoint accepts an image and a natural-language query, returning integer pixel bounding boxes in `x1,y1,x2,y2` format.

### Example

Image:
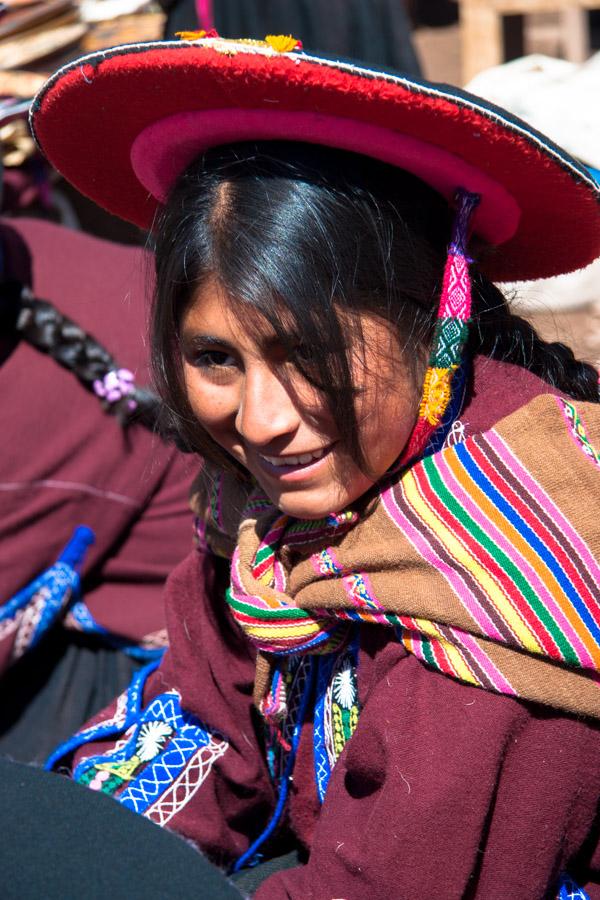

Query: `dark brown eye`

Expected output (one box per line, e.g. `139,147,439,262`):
193,350,237,369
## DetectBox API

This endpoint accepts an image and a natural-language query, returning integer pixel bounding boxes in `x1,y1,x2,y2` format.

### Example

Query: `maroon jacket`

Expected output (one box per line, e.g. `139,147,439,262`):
55,359,600,898
0,217,194,658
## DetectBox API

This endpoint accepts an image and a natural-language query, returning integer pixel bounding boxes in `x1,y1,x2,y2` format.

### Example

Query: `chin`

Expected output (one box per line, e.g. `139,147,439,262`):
272,498,333,520
268,487,358,521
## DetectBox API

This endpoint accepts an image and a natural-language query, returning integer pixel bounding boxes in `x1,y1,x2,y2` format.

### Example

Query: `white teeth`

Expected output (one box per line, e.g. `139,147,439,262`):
261,447,327,467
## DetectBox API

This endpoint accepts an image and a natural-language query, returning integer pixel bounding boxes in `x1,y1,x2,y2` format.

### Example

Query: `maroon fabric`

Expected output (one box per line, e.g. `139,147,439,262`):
71,549,276,866
70,547,600,898
263,636,600,899
450,352,559,439
65,359,600,897
0,217,195,646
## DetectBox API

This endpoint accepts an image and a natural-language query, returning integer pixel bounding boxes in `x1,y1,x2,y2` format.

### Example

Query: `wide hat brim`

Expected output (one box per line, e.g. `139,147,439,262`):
31,37,600,282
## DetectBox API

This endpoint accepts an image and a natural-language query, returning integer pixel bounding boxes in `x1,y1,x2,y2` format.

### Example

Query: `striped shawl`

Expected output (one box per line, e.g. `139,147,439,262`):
196,393,600,719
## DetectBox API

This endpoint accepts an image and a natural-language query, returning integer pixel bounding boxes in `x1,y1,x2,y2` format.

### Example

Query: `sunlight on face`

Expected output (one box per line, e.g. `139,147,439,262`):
180,278,422,519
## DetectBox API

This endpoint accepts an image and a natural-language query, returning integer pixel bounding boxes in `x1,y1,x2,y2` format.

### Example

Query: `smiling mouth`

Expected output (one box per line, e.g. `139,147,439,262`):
256,443,336,476
259,446,329,467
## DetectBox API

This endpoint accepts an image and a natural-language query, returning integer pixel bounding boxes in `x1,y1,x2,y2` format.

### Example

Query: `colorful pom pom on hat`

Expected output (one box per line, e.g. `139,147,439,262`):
30,33,599,282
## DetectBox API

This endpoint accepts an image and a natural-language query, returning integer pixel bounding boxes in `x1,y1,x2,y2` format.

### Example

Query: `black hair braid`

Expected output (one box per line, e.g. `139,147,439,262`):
1,277,166,430
470,272,600,402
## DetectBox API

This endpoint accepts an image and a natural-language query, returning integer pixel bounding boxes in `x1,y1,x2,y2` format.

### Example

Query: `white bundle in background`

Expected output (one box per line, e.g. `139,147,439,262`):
467,54,600,311
79,0,153,23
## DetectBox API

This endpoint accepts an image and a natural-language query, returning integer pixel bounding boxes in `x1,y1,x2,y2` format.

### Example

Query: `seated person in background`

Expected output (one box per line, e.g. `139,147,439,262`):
0,216,196,763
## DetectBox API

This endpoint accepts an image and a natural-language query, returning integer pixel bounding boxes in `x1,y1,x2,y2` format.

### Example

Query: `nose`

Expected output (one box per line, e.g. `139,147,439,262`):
235,363,300,448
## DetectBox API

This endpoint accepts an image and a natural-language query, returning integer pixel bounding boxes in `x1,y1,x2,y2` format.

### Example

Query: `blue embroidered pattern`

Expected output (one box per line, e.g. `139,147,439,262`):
1,526,93,659
313,630,361,804
74,692,226,816
48,666,229,827
313,653,336,803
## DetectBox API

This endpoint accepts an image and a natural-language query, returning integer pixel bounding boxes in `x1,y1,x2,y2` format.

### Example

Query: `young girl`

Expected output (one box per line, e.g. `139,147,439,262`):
29,34,600,897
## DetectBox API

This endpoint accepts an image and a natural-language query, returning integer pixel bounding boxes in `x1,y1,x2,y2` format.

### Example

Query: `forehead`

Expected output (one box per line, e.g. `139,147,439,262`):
182,276,275,340
182,274,405,366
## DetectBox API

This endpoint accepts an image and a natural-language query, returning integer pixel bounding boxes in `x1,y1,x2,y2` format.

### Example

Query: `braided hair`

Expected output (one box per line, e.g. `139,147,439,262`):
1,277,164,430
471,274,600,403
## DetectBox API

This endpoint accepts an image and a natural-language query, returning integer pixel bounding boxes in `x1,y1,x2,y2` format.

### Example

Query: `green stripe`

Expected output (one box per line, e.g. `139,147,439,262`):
420,634,438,668
422,455,577,664
253,545,273,567
226,589,311,621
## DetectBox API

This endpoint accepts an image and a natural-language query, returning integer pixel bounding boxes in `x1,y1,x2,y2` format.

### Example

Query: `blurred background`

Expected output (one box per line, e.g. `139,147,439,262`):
1,0,599,363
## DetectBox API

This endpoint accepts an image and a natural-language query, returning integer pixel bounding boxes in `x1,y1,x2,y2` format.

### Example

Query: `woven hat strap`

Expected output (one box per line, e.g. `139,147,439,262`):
399,189,480,466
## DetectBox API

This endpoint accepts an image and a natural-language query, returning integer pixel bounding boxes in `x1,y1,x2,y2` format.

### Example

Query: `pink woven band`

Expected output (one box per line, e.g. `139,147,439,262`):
130,108,521,246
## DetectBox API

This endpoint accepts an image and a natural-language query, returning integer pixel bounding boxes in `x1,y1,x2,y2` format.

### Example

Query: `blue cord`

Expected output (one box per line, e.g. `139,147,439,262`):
45,658,160,771
231,657,315,873
58,525,95,569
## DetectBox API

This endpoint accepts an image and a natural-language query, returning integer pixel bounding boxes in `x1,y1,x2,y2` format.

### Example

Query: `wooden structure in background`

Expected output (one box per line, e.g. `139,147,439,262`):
457,0,600,82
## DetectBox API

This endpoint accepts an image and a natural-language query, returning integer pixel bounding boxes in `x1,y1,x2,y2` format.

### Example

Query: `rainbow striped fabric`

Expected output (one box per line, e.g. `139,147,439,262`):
382,402,600,706
226,393,600,718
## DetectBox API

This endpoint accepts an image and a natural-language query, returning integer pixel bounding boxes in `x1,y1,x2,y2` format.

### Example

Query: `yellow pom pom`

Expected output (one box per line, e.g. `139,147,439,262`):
264,34,302,53
419,367,454,426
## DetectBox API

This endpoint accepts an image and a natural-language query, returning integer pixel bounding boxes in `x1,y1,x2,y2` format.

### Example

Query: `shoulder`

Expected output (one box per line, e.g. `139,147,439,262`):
352,634,600,794
459,355,563,439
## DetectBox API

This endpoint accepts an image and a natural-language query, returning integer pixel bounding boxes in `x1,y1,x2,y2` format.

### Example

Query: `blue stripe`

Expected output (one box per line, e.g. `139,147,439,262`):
272,623,342,655
119,721,211,814
455,439,600,647
313,653,336,803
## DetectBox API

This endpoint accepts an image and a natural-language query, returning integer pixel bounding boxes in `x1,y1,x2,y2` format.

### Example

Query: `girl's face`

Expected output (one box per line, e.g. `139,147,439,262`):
181,278,422,519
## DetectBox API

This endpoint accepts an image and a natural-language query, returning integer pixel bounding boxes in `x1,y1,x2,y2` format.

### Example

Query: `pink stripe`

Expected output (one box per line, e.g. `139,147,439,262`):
449,625,516,695
195,0,214,30
486,430,600,587
381,482,505,641
401,629,428,664
437,452,594,667
230,551,282,611
132,109,519,247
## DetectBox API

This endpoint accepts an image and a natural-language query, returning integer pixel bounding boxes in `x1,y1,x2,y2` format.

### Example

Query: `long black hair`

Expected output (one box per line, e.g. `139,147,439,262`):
151,141,599,470
1,278,162,430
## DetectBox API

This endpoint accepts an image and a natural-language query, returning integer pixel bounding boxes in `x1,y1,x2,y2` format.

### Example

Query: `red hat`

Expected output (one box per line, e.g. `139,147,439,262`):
31,35,599,282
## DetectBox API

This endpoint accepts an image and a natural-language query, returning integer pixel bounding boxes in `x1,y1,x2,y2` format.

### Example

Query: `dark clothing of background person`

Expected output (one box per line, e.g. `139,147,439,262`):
0,758,247,900
0,217,195,762
159,0,422,77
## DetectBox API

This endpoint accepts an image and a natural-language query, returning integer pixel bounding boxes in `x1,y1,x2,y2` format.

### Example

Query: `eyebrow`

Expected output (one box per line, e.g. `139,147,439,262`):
181,333,236,351
180,330,286,354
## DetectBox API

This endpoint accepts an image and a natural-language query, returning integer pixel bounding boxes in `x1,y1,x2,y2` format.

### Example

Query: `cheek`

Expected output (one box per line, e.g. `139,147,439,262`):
355,377,419,474
183,365,238,435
